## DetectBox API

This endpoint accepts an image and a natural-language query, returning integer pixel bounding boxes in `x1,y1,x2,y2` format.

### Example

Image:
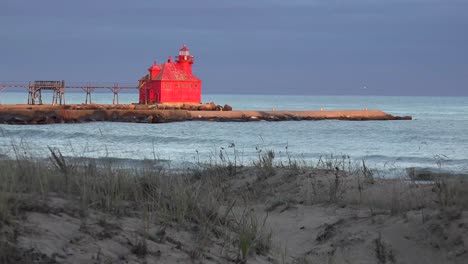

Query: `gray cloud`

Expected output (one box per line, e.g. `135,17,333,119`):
0,0,467,95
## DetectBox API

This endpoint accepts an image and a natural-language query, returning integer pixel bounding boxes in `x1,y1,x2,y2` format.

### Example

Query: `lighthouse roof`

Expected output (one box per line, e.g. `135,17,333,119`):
153,62,200,82
179,44,190,52
148,64,161,71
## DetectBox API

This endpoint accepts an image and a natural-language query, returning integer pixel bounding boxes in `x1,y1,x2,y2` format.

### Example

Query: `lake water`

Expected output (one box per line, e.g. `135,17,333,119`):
1,90,467,176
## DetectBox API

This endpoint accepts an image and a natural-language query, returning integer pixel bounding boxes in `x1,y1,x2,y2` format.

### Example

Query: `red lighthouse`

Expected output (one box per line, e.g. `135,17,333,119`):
139,45,202,104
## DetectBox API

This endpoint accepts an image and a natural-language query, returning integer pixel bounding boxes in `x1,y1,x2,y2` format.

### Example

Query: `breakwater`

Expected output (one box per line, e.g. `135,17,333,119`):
0,104,411,124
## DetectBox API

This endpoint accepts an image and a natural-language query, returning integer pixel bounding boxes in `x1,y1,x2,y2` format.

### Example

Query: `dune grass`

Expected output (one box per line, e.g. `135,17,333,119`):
0,147,274,262
0,147,467,263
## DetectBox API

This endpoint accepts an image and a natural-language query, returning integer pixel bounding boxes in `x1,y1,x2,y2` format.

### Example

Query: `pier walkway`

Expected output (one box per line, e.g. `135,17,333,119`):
0,81,136,105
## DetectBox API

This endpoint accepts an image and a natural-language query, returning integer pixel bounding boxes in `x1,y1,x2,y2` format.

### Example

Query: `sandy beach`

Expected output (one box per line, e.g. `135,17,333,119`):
0,152,466,263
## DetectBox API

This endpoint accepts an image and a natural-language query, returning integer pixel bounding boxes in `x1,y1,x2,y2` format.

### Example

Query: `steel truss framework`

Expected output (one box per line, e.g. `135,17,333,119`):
0,81,137,105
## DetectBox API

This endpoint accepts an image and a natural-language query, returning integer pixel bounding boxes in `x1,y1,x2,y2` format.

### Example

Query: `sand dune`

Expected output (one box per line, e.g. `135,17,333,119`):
1,156,466,263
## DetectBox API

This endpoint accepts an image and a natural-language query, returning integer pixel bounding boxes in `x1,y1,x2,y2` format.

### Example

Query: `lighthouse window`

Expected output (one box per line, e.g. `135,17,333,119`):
165,83,169,87
184,84,187,88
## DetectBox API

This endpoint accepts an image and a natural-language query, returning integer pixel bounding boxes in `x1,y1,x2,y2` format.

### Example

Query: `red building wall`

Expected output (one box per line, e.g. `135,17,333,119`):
139,80,201,104
159,81,201,103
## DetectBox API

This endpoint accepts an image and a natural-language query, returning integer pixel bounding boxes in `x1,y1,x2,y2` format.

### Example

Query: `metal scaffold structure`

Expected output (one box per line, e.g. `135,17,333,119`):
28,80,65,105
0,81,137,105
109,83,121,105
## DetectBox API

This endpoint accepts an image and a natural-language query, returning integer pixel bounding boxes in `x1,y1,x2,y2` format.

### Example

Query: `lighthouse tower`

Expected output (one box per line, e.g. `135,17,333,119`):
176,44,194,73
138,44,202,104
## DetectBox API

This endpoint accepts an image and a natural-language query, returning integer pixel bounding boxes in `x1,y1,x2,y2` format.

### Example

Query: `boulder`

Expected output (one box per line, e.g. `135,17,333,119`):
223,104,233,111
9,117,27,124
397,116,412,120
183,104,199,111
198,102,217,111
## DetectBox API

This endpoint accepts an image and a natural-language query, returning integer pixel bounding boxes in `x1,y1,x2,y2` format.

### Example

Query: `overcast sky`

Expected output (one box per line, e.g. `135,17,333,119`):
1,0,467,95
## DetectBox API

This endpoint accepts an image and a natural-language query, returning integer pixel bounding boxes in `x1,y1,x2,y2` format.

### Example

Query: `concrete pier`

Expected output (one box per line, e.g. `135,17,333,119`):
190,110,410,121
0,104,411,124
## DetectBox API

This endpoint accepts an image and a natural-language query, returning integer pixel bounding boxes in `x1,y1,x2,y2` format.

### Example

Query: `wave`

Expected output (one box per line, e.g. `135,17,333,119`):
63,156,172,169
359,154,468,166
0,128,219,145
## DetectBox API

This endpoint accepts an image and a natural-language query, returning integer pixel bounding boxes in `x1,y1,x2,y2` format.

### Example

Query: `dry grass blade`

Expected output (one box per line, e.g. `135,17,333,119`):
48,146,68,174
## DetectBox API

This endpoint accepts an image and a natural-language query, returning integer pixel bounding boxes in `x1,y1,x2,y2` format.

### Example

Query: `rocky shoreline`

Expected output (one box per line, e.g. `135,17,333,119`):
0,103,412,124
